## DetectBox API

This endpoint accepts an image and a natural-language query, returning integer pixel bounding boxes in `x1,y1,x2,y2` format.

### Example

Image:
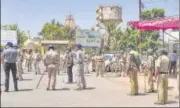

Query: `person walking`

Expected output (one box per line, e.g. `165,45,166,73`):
43,45,60,90
66,48,73,83
153,49,169,105
1,42,18,92
74,44,86,90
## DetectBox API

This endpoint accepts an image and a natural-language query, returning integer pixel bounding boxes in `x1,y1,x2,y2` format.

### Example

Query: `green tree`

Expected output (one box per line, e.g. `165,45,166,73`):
140,8,165,52
1,24,28,47
39,19,64,40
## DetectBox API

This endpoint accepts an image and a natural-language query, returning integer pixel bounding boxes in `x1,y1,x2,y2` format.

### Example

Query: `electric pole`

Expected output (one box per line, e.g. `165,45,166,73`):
139,0,142,54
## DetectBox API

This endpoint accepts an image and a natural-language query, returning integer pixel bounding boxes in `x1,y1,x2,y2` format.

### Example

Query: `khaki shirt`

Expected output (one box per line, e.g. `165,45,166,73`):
44,50,59,65
156,55,169,73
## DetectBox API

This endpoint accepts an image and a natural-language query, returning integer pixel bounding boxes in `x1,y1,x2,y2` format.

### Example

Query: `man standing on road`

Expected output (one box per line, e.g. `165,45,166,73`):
2,42,18,92
126,46,141,96
95,51,104,77
43,45,60,90
25,50,32,72
153,49,169,105
169,50,177,76
146,49,155,93
17,48,24,81
32,49,41,75
75,44,86,90
66,48,73,83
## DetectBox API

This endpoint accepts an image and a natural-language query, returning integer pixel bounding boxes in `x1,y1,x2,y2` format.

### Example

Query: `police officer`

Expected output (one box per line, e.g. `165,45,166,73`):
153,49,169,105
74,44,86,90
43,45,59,90
66,48,73,83
126,46,141,96
95,50,104,77
17,48,24,81
33,49,41,75
146,49,154,93
2,42,18,92
26,50,32,72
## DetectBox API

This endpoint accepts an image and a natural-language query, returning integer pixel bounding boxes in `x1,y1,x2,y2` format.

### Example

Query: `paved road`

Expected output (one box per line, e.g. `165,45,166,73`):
1,64,179,107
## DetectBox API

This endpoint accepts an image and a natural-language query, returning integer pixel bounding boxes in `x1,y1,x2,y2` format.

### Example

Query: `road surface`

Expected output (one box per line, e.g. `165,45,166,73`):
1,63,179,107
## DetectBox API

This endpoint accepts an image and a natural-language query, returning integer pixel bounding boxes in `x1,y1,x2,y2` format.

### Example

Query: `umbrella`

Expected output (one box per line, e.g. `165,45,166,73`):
23,39,39,49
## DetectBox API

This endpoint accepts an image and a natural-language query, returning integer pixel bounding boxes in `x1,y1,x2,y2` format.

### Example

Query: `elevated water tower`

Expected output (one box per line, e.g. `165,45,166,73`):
96,5,122,52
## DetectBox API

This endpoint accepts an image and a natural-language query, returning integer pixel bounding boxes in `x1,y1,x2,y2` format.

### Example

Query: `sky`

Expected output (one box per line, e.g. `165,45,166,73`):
1,0,179,37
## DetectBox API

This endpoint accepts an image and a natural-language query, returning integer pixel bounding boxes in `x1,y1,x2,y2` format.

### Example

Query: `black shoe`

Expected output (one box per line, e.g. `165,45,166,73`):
4,90,9,92
15,89,18,91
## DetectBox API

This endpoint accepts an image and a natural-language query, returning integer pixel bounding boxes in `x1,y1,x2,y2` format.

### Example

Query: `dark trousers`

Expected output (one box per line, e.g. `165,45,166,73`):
4,63,18,90
67,65,73,83
169,61,176,74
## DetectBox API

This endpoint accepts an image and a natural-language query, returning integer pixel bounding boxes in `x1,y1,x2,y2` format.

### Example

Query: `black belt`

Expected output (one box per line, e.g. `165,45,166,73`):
160,72,167,74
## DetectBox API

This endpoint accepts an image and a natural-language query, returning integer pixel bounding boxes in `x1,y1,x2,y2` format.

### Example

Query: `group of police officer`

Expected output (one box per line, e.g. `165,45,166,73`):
1,41,179,105
91,46,179,105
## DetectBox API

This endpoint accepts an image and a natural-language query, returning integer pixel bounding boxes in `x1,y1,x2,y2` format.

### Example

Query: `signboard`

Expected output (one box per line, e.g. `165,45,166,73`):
1,30,17,46
76,30,101,48
96,6,122,22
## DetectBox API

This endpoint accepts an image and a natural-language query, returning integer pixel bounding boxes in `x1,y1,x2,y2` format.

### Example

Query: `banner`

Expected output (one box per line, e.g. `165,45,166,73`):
76,30,101,48
1,30,17,46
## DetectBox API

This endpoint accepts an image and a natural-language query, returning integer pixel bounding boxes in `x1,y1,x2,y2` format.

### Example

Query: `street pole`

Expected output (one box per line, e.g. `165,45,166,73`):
139,0,142,54
178,0,180,98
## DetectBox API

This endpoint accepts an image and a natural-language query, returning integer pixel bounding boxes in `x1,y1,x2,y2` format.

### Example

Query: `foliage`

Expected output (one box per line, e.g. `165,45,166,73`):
140,8,165,52
39,19,65,40
1,24,28,47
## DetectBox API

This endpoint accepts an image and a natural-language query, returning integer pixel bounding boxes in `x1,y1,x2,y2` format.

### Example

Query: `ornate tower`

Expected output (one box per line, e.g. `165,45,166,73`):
64,12,76,29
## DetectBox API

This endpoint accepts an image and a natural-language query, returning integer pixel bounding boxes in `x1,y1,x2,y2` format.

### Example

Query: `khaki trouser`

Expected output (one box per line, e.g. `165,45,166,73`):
17,61,23,80
47,64,57,90
76,64,86,89
96,62,104,77
34,60,40,74
147,69,154,92
129,69,138,95
157,74,168,104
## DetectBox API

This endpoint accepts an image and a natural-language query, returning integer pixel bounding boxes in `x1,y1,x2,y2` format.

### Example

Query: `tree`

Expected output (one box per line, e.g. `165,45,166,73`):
1,24,28,47
140,8,165,52
39,19,64,40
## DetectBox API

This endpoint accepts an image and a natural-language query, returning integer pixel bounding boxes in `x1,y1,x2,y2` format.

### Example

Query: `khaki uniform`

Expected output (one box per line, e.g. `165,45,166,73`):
95,55,104,77
84,55,89,73
156,55,169,104
127,51,140,95
146,55,154,92
33,52,41,74
44,50,59,90
25,53,32,72
17,50,23,80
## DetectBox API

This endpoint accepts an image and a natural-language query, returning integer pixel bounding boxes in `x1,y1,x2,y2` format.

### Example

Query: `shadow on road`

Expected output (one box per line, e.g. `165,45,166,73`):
168,86,174,90
10,89,33,92
166,100,178,104
54,88,70,91
84,87,96,90
127,93,149,96
22,79,33,81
